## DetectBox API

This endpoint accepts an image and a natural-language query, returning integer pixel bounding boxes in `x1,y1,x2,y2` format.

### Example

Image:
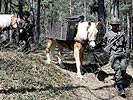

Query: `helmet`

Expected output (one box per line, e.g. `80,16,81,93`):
110,17,120,25
23,11,30,16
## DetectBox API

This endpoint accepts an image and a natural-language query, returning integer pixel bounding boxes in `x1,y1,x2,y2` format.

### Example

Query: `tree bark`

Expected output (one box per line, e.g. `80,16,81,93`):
0,0,2,13
36,0,40,42
110,0,119,18
4,0,8,13
30,0,35,41
98,0,106,42
83,0,87,21
4,0,10,41
69,0,72,15
9,0,12,13
18,0,23,18
132,0,133,49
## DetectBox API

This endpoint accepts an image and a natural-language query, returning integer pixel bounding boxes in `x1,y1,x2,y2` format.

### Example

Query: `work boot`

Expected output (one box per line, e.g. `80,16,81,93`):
114,83,126,98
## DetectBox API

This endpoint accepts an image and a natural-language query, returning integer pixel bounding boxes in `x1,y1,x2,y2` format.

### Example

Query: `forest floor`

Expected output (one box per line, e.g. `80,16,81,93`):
0,46,133,100
58,48,133,100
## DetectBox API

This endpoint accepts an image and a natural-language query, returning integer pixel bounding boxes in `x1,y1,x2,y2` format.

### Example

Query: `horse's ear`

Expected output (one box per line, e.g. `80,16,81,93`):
87,21,91,31
88,21,91,26
95,21,100,28
13,13,19,18
17,14,19,18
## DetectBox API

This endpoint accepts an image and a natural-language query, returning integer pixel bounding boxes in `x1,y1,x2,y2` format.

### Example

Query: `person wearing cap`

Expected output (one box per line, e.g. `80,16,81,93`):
79,15,84,22
103,17,130,97
19,11,31,30
17,10,33,52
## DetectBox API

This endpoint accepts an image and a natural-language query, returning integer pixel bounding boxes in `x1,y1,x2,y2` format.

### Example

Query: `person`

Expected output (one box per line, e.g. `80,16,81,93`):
17,10,33,52
78,15,84,22
103,17,130,97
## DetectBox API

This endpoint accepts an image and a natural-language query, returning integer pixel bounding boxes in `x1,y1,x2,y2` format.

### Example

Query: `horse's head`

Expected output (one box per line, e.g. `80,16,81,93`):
77,21,99,49
10,14,20,29
86,21,99,49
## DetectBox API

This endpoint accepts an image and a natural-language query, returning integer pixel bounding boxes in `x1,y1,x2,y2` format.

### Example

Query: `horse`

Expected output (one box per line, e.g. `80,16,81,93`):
45,21,100,79
0,14,19,32
0,14,20,47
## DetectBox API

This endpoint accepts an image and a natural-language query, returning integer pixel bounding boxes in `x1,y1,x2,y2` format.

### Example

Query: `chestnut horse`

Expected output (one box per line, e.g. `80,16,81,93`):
45,21,99,79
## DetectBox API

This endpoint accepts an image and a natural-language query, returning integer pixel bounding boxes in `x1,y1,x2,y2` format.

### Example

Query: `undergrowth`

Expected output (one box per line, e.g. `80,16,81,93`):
0,50,78,100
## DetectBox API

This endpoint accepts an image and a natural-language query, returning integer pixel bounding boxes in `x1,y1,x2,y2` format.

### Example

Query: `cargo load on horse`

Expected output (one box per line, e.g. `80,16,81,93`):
45,15,84,40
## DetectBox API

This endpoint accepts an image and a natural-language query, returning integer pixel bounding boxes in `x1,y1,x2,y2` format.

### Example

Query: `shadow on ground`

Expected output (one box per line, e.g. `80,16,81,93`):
59,62,133,88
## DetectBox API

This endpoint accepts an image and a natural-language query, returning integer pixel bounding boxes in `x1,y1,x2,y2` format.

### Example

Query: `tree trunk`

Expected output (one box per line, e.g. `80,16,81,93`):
9,0,13,43
4,0,8,13
83,0,87,21
98,0,106,42
0,0,2,13
36,0,40,42
18,0,23,18
30,0,35,42
126,0,132,50
110,0,119,18
4,0,10,41
69,0,72,15
9,0,12,13
131,0,133,50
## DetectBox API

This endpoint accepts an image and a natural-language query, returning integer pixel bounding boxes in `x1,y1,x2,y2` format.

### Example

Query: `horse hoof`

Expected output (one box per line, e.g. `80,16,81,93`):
46,60,51,64
59,63,65,69
77,75,84,80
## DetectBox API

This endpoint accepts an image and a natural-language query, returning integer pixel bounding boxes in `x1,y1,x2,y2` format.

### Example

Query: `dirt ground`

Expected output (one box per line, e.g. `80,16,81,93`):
0,47,133,100
59,49,133,100
44,46,133,100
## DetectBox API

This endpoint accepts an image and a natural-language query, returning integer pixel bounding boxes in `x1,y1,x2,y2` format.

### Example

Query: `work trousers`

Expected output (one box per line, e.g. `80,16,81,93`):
110,53,128,83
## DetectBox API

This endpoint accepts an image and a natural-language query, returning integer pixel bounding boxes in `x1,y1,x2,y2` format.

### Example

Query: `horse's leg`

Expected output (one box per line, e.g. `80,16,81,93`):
80,49,84,72
45,38,55,64
74,42,84,79
57,44,65,68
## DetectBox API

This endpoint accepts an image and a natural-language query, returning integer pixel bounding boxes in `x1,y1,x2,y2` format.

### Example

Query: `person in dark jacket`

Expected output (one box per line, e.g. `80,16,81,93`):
17,11,33,52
